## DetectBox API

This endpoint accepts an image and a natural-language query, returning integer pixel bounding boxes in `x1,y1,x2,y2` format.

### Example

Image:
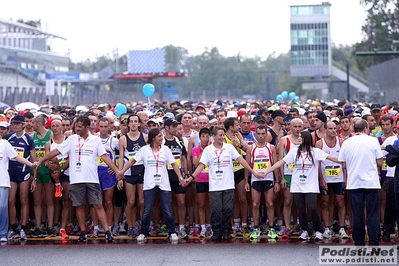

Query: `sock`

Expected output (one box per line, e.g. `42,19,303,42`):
234,219,240,227
94,225,99,230
179,224,185,231
60,228,65,231
201,224,206,231
55,183,61,186
242,222,247,227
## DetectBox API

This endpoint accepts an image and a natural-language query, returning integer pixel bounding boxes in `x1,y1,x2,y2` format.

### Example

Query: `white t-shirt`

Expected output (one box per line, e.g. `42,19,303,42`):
338,134,383,190
0,139,18,188
382,135,397,177
133,144,175,191
283,147,328,193
200,143,240,192
57,134,106,185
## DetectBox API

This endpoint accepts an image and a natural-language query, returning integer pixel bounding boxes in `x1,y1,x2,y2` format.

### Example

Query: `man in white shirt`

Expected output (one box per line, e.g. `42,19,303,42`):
38,116,121,243
338,119,383,246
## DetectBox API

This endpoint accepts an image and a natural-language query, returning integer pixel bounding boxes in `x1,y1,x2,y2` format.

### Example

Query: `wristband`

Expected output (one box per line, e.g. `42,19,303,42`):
190,174,195,180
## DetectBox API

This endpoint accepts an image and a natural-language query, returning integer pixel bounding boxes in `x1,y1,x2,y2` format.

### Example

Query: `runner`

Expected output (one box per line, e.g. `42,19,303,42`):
246,125,280,240
315,121,348,239
264,131,340,241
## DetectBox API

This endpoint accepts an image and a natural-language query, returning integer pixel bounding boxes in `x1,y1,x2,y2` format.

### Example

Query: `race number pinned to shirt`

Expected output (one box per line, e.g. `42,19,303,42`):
215,170,223,180
299,175,307,184
325,166,340,178
254,159,269,172
154,173,161,184
382,157,387,171
167,155,181,170
75,162,82,172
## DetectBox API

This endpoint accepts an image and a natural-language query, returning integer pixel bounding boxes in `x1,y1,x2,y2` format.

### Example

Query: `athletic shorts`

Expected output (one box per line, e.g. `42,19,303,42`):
196,182,209,193
69,183,103,207
9,169,30,184
37,173,51,185
284,175,292,188
124,174,144,185
170,180,186,194
320,182,344,196
60,173,70,183
234,169,245,186
98,168,117,190
251,181,274,192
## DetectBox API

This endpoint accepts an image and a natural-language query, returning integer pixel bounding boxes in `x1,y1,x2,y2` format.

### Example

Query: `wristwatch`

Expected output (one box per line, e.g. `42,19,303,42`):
33,177,37,181
179,177,184,181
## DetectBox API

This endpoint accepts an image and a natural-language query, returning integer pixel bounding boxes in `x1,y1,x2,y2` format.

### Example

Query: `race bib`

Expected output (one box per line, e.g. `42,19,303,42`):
97,156,106,165
299,175,307,184
325,168,340,178
289,163,295,171
215,170,223,180
59,159,66,168
382,158,387,171
36,150,45,159
128,152,135,161
203,165,209,173
254,159,269,172
167,155,181,170
154,173,161,184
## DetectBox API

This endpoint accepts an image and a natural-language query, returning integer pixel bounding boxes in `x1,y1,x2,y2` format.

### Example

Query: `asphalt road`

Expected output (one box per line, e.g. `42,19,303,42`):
1,240,398,266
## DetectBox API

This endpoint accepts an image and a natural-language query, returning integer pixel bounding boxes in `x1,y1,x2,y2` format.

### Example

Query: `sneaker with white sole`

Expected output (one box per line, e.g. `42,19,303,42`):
178,228,187,239
0,237,7,242
339,228,349,239
169,233,179,241
118,222,126,234
137,234,146,242
19,229,27,241
298,230,309,241
199,228,207,238
314,231,323,241
323,227,332,238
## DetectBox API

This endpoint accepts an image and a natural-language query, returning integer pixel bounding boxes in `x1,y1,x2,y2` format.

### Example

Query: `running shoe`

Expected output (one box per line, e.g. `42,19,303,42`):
281,229,291,240
160,224,168,236
137,234,146,242
268,228,278,239
178,228,188,239
149,225,160,236
105,231,113,243
78,231,87,242
222,230,232,242
169,233,179,242
112,224,119,236
199,228,207,238
0,237,7,242
8,229,19,240
59,229,69,240
205,226,213,237
323,227,332,238
20,229,27,241
128,227,138,237
233,225,242,237
260,224,269,236
298,230,309,241
277,225,286,236
91,228,99,238
47,227,56,237
314,231,323,241
191,225,200,236
118,222,126,234
339,228,349,239
54,184,63,198
242,226,250,238
250,228,260,239
32,227,42,237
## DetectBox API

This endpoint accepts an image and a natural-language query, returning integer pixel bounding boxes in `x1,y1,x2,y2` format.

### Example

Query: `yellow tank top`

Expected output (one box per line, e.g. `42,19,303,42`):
224,134,244,172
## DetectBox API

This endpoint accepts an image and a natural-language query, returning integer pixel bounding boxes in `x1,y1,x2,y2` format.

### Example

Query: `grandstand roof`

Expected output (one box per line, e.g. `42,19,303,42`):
0,18,66,40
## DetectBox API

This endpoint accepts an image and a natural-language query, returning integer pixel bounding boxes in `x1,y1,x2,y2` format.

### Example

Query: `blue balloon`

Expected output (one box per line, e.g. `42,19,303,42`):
276,94,283,102
281,91,288,99
293,96,300,103
289,92,296,99
142,83,155,97
115,103,127,117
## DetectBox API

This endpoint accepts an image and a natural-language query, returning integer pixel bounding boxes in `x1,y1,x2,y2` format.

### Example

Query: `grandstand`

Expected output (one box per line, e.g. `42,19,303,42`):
0,18,69,106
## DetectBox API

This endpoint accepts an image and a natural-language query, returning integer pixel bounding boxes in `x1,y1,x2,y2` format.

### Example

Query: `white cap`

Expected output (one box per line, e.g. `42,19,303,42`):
147,118,160,126
226,111,237,118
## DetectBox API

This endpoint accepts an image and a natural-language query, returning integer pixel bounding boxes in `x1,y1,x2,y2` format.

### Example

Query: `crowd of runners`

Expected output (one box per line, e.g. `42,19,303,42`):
0,98,398,244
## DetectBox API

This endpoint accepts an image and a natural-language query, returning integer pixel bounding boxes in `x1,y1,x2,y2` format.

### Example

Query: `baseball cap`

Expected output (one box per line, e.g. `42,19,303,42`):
370,103,381,111
51,105,62,112
196,104,205,110
331,117,340,124
226,111,237,118
237,109,247,117
253,116,266,123
147,118,160,126
164,118,179,126
344,108,355,116
0,117,9,128
163,112,175,120
271,110,286,119
11,115,25,124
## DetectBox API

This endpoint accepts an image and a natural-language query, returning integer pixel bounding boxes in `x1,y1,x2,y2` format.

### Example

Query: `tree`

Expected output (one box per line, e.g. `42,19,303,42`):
354,0,399,73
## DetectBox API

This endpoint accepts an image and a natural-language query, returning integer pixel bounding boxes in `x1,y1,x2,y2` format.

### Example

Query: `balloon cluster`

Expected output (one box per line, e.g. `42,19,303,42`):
276,91,299,103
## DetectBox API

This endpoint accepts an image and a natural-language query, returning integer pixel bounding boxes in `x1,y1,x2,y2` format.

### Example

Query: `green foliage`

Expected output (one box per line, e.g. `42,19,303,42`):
354,0,399,72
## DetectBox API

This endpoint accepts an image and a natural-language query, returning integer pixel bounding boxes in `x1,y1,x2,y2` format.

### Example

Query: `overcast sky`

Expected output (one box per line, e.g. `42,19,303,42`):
1,0,368,62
